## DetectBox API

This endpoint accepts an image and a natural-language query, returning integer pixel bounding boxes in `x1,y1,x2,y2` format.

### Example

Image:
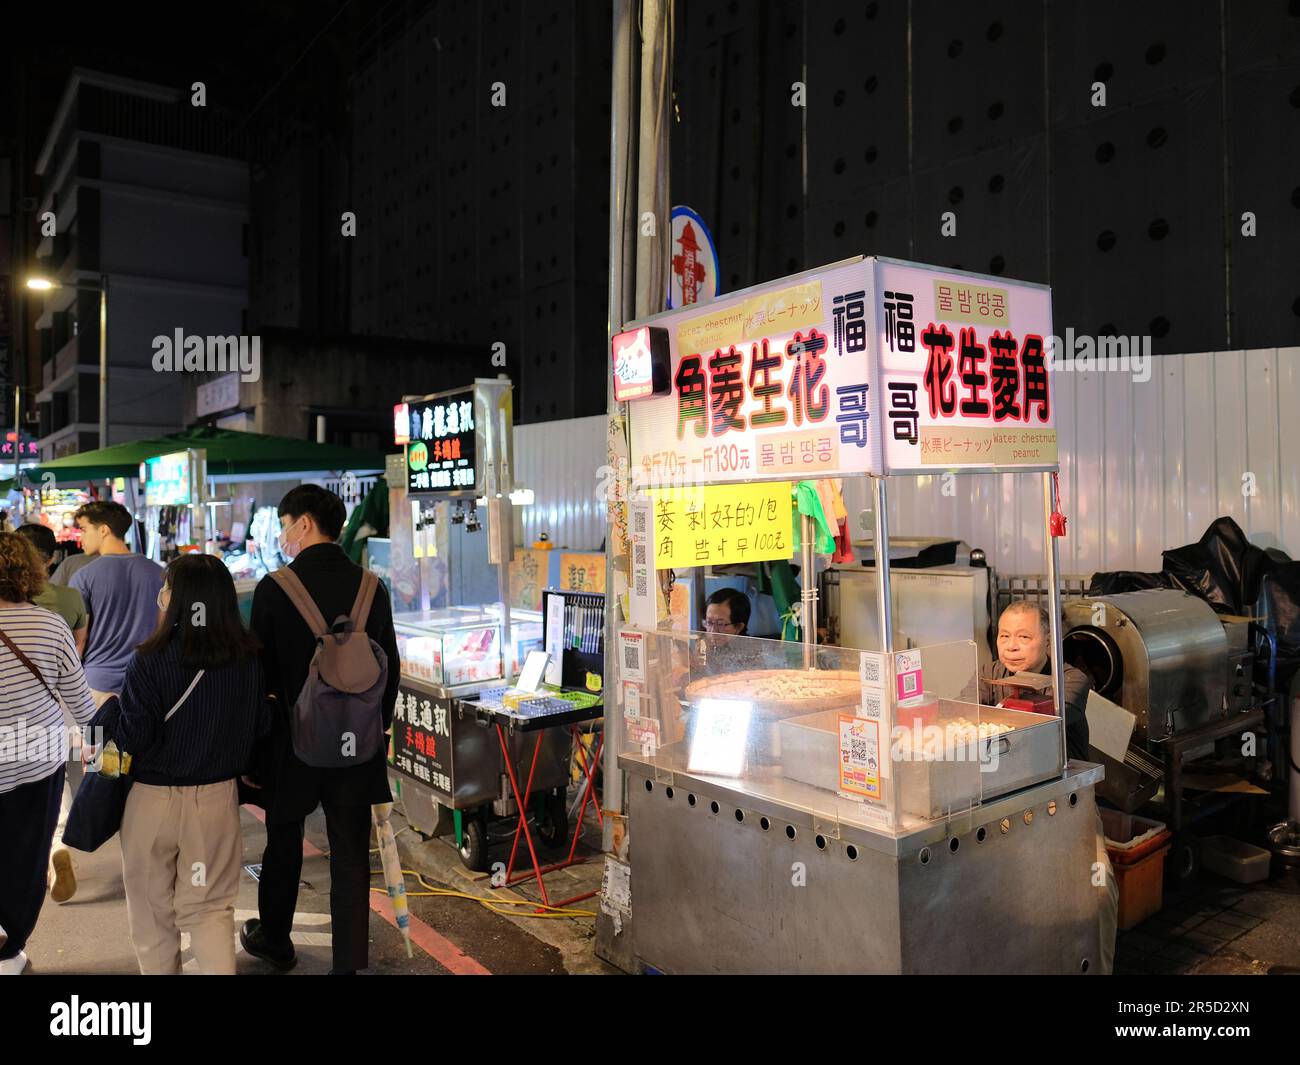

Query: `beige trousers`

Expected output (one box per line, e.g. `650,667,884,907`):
119,779,242,975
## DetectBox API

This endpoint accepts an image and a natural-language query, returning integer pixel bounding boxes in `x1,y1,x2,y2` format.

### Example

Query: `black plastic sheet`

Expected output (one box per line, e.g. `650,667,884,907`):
1085,570,1169,596
1262,562,1300,691
1161,517,1284,616
1090,517,1297,692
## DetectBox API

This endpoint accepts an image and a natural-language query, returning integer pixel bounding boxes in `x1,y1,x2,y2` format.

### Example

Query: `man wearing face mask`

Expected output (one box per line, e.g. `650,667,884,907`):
240,485,401,975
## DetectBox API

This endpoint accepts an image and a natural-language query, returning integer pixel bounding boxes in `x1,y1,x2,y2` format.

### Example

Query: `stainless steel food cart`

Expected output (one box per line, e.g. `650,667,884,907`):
389,607,573,870
603,256,1104,973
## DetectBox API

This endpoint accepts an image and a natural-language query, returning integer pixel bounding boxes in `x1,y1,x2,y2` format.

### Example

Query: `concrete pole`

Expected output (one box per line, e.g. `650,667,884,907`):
633,0,671,319
603,0,641,845
98,278,108,447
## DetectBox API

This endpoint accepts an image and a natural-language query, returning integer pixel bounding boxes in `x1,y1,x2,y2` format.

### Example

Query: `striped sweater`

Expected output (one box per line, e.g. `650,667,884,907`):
0,603,97,794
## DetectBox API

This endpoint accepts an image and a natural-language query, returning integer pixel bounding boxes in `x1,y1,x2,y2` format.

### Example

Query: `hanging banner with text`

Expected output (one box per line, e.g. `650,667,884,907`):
623,256,1056,480
626,260,882,488
873,260,1056,472
648,482,793,570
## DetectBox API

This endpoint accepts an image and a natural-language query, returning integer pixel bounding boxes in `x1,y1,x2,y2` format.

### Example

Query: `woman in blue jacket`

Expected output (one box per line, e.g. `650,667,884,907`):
99,554,272,975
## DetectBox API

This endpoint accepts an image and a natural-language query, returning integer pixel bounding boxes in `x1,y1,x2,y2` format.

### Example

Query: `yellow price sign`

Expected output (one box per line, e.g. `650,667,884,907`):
649,482,793,570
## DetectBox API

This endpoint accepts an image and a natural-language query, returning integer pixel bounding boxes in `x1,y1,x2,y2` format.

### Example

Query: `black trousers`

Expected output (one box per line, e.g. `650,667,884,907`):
0,766,64,961
258,800,372,972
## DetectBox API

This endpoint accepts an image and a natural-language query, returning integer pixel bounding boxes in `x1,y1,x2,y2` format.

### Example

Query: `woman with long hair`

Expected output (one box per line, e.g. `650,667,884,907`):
0,532,96,975
100,553,272,975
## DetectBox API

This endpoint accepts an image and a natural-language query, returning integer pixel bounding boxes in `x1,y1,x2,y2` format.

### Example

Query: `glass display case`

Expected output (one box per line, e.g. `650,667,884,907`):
618,628,1064,836
473,604,544,677
394,609,504,688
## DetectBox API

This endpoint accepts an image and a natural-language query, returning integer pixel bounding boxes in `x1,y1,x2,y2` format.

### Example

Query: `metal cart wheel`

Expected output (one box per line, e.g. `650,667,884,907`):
1169,832,1200,882
536,789,570,850
458,815,490,872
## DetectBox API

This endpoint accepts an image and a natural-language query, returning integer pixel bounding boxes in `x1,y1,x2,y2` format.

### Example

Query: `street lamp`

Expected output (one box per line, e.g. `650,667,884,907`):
25,274,110,449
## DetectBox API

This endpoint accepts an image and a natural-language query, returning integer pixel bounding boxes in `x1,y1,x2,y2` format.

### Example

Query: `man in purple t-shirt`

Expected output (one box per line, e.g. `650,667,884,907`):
69,501,164,702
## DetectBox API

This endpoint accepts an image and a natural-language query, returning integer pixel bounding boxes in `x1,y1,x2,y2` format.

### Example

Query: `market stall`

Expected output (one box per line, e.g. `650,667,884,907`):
26,426,385,613
385,377,604,894
24,484,94,553
602,255,1105,974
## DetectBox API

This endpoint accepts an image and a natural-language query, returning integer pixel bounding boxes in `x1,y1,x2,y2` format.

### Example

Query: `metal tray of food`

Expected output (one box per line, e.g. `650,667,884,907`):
776,704,1063,817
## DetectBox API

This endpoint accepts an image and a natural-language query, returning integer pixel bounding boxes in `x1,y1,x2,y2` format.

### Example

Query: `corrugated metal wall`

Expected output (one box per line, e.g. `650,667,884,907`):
843,347,1300,577
513,414,606,551
522,348,1300,572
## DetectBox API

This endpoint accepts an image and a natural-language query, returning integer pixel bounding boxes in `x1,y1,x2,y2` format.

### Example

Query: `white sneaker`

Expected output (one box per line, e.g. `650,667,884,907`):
0,951,29,975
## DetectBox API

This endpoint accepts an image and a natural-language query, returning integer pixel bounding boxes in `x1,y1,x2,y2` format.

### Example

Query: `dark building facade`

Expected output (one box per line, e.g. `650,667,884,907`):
670,0,1300,355
239,0,1299,431
249,0,614,425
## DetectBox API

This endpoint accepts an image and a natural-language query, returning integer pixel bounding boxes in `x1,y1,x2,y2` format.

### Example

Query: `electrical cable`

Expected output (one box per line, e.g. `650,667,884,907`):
369,867,596,919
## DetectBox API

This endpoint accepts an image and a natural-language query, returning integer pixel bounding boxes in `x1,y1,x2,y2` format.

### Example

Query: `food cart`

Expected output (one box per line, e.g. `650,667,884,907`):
603,256,1105,974
387,377,604,891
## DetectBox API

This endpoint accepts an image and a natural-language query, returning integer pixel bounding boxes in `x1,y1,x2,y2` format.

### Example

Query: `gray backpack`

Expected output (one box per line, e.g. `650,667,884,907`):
271,567,388,768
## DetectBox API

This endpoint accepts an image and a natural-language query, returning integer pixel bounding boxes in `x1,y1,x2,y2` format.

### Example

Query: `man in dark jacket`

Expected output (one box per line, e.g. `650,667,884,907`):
240,485,400,974
983,600,1091,760
982,599,1116,973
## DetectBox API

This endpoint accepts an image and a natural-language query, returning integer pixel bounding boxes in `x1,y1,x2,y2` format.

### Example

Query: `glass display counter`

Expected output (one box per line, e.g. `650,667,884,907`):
393,609,504,687
616,628,1103,974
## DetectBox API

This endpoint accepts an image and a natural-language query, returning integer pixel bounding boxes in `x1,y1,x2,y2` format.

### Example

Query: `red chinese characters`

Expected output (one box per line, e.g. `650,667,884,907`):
708,347,745,435
671,328,840,441
785,329,830,427
957,328,990,417
921,324,957,417
922,325,1050,424
748,340,786,428
675,355,708,438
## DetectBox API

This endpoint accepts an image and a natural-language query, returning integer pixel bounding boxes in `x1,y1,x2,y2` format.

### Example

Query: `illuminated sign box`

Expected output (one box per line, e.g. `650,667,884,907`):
623,256,1057,485
611,326,671,402
144,451,192,507
404,387,479,497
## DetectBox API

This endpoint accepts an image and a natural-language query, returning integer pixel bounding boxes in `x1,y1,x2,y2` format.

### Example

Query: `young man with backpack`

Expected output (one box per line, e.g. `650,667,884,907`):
240,485,400,974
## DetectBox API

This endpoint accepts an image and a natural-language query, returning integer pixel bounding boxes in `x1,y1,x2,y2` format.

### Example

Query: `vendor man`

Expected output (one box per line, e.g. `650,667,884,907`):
986,599,1116,974
985,599,1090,760
696,588,765,676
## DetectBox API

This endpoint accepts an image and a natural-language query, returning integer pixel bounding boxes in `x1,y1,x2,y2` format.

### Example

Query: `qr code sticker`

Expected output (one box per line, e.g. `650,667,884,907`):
901,672,919,696
635,572,648,597
860,653,881,687
862,692,883,719
634,542,647,566
624,642,640,671
633,508,648,536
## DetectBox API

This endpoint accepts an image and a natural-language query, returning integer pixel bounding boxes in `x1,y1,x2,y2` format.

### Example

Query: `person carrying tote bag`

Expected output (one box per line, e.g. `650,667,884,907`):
63,681,202,853
93,554,272,975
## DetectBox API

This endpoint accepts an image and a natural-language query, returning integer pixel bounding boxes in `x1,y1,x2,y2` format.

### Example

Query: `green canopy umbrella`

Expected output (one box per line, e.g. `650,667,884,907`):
24,426,390,484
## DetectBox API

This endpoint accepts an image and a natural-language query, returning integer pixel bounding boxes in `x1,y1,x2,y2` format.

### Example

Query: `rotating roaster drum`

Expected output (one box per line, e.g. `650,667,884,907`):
1062,626,1124,699
1061,589,1228,745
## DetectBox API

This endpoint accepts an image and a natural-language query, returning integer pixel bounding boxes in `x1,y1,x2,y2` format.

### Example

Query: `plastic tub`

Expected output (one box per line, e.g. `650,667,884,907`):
1199,835,1271,884
1100,809,1168,856
1101,809,1172,930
